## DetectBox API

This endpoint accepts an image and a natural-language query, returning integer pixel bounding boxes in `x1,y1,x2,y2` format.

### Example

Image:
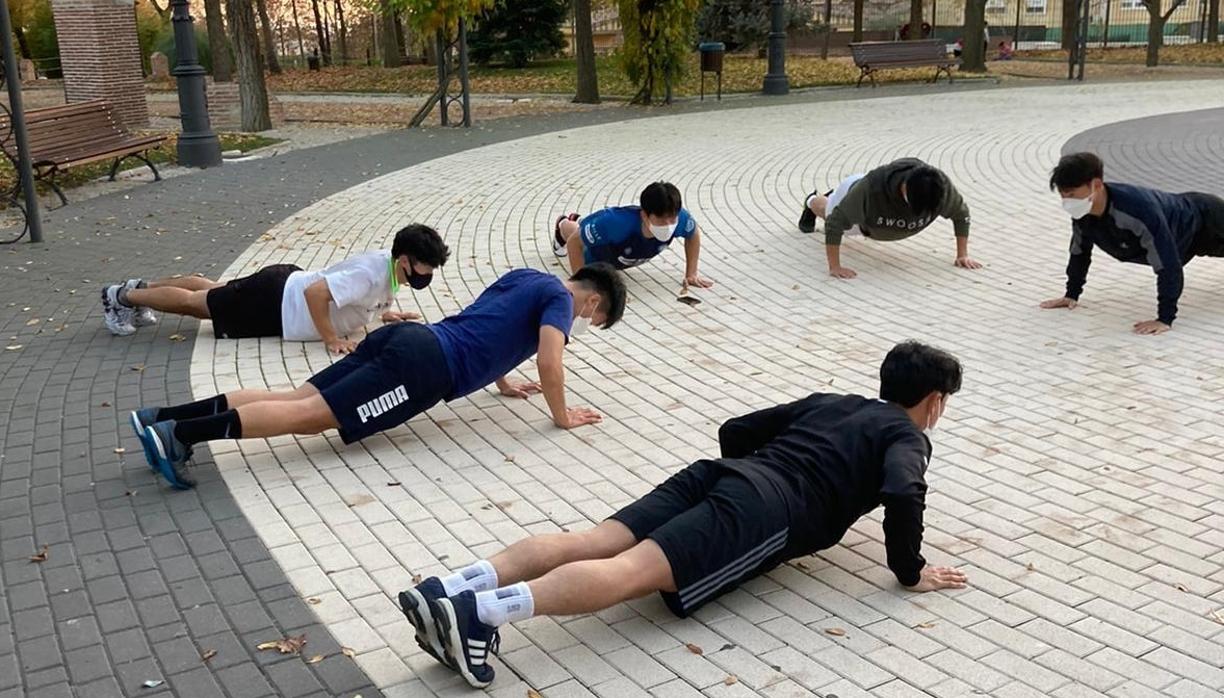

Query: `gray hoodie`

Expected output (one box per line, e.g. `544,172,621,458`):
824,159,971,246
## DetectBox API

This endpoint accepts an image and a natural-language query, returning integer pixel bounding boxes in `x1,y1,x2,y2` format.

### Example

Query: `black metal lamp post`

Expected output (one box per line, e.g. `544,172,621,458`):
762,0,790,95
171,0,222,167
0,0,42,242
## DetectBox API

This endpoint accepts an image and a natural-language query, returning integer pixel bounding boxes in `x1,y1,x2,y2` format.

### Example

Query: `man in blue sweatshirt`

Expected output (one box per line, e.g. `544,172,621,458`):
1041,152,1224,334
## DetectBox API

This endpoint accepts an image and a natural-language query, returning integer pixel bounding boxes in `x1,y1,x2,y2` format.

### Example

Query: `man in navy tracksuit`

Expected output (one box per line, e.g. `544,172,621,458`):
1042,152,1224,334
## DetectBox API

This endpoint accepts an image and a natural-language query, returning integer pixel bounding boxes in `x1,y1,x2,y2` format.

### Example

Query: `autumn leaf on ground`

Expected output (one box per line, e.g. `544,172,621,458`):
29,545,49,563
341,647,356,658
257,634,307,654
201,649,217,662
824,627,846,636
5,345,21,351
25,318,39,326
527,689,543,698
1210,608,1224,625
114,447,126,454
1175,583,1187,592
306,654,325,664
168,333,187,342
914,621,937,629
130,364,145,372
723,676,738,685
685,643,704,655
306,597,321,605
411,573,423,585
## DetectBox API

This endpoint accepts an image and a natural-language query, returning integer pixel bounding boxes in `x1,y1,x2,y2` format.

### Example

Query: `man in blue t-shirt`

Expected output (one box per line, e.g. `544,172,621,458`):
552,181,714,289
129,264,627,490
1040,152,1224,335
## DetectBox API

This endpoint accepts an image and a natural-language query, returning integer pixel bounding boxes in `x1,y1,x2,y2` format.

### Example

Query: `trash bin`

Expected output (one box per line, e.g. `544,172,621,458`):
698,42,725,101
699,42,725,73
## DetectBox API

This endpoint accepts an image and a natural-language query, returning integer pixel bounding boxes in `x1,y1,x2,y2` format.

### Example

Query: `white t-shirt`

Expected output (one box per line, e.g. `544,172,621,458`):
280,250,396,341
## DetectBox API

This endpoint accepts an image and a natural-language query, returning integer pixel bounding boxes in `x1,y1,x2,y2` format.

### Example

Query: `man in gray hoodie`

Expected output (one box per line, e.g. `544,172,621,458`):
797,159,982,278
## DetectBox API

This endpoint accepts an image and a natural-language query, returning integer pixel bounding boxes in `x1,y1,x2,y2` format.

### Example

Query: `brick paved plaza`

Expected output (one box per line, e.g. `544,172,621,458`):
4,80,1224,698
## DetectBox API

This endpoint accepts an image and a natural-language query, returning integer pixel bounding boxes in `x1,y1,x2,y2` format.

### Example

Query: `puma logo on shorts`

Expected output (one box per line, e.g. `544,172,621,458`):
357,385,410,423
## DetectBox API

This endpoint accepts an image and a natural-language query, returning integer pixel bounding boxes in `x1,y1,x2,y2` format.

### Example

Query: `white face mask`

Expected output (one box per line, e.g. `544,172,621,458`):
648,222,677,242
1061,194,1094,220
924,395,945,435
570,299,597,337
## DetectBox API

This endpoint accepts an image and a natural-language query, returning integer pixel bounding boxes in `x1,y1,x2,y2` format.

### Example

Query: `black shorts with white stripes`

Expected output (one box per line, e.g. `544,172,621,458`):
609,459,797,618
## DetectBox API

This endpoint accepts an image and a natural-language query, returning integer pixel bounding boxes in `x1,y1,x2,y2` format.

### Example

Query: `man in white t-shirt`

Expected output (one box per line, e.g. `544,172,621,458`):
100,224,450,354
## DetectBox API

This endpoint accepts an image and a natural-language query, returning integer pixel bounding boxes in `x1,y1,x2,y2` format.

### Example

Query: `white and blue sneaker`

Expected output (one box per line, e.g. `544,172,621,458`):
101,285,136,336
398,578,452,668
430,590,499,688
124,279,158,327
129,408,161,471
145,420,196,490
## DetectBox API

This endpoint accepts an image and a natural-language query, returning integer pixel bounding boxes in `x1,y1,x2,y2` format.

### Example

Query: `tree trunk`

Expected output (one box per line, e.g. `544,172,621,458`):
1061,0,1078,50
255,0,283,73
909,0,923,38
205,0,234,81
573,0,600,102
310,0,331,65
226,0,272,130
321,0,334,64
961,0,987,71
334,0,349,62
1146,7,1164,66
853,0,864,41
395,16,407,57
14,27,31,59
292,0,306,64
379,0,402,66
1208,0,1219,42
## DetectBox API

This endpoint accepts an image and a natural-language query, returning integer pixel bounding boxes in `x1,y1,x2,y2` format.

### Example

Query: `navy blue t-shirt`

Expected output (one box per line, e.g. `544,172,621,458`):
580,205,698,269
428,269,574,399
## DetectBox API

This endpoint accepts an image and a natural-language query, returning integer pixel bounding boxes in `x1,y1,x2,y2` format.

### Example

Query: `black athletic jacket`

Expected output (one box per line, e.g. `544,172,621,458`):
717,393,931,587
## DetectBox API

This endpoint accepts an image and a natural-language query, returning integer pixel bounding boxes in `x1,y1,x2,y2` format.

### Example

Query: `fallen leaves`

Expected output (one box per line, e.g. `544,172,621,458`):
307,654,325,664
914,621,937,629
5,345,21,351
411,573,423,585
824,627,846,637
685,642,704,655
29,545,49,563
130,364,146,372
256,634,307,655
723,675,739,685
341,647,356,658
1210,608,1224,625
168,333,187,342
114,447,126,454
527,690,544,698
25,318,39,326
1175,583,1187,592
306,597,321,605
200,649,217,662
142,679,164,688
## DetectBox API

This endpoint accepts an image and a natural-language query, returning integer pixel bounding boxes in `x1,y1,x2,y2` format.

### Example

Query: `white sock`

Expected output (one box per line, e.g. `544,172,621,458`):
805,194,820,210
474,582,534,627
439,560,498,597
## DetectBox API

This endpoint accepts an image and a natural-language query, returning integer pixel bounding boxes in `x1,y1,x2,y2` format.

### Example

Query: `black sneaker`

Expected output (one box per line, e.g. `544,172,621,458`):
430,590,499,688
129,408,161,471
553,213,579,257
398,577,452,668
798,190,820,233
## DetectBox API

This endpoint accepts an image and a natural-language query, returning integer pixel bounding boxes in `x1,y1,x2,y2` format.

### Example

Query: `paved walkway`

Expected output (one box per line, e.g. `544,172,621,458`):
2,79,1223,698
194,81,1224,697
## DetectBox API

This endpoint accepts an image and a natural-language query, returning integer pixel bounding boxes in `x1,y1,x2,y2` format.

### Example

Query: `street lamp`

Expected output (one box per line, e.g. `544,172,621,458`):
762,0,790,95
170,0,222,168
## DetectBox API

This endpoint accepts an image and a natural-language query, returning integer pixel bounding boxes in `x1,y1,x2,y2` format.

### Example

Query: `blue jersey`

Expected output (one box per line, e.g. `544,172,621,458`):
429,269,573,399
579,205,698,269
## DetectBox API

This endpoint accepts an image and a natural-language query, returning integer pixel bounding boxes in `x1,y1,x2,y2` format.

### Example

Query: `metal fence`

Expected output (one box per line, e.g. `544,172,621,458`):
818,0,1219,48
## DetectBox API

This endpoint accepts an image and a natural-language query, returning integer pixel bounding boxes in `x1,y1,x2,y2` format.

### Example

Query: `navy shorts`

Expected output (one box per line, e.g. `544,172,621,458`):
610,459,798,618
308,322,453,444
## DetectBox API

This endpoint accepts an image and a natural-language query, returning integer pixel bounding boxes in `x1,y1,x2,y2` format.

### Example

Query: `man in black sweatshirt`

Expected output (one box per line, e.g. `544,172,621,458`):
797,159,981,278
1040,151,1224,335
397,341,967,689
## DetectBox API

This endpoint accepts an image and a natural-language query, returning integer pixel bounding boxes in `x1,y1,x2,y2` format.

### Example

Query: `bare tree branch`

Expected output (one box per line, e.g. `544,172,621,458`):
1162,0,1189,21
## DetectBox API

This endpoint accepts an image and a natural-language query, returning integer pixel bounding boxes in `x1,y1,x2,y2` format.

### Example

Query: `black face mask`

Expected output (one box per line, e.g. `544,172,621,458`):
408,269,432,290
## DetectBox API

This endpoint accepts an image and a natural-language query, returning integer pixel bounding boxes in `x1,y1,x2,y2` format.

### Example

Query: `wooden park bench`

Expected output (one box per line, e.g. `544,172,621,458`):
849,40,960,88
0,99,167,206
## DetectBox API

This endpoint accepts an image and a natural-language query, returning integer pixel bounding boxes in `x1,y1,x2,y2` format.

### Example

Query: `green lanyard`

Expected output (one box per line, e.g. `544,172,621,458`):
388,255,400,295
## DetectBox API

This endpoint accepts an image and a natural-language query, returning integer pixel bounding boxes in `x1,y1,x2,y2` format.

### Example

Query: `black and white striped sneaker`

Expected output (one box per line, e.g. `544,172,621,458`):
430,590,499,688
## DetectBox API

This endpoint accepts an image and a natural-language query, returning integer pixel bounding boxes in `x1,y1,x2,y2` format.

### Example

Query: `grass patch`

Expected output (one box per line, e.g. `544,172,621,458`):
1017,43,1224,66
1,132,283,199
206,54,969,98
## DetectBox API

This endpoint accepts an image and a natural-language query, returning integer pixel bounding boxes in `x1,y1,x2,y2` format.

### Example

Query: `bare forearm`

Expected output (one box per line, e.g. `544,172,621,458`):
566,235,586,275
538,361,568,424
305,292,339,341
956,236,969,258
684,235,701,278
825,244,842,270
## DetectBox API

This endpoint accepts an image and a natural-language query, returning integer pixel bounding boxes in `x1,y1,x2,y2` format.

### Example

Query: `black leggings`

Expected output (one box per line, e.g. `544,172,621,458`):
1189,193,1224,257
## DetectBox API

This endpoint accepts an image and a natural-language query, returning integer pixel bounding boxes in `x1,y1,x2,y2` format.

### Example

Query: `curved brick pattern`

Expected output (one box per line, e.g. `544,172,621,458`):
0,106,667,698
193,82,1224,696
1065,107,1224,196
